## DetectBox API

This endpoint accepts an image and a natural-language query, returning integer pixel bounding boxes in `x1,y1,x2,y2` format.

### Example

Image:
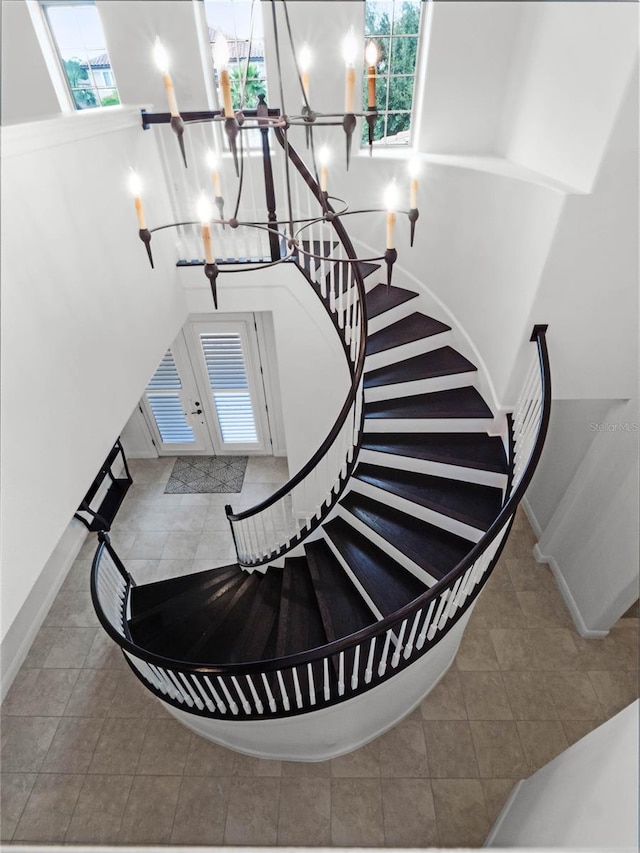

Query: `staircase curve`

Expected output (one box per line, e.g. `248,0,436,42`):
90,132,551,759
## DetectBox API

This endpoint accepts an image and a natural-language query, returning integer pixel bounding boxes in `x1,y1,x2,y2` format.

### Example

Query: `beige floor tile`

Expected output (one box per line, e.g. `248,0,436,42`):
170,776,230,845
43,589,99,627
41,717,103,773
561,718,603,746
469,721,529,778
500,526,537,559
13,773,84,843
42,627,98,668
431,778,490,847
482,778,517,824
490,628,578,670
2,668,79,717
127,531,170,559
278,776,331,845
0,717,60,773
183,734,236,775
331,738,380,777
154,558,196,580
282,758,332,776
65,773,132,843
419,666,467,720
546,670,604,719
161,531,201,559
118,775,181,844
195,531,237,561
331,777,385,846
21,627,61,669
459,670,513,720
181,493,214,506
107,668,169,718
224,777,281,845
574,628,639,671
169,506,208,532
505,557,557,593
203,506,233,530
88,717,149,774
60,558,93,591
455,628,500,671
244,456,289,483
501,671,558,720
516,589,574,628
63,668,120,717
423,720,479,778
0,773,37,841
378,715,429,778
136,718,192,775
83,631,129,669
382,777,439,847
588,670,639,717
516,720,569,773
468,580,528,629
232,752,282,776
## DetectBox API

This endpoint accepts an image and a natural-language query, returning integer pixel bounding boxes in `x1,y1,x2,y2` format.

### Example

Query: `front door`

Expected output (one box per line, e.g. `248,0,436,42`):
140,316,272,456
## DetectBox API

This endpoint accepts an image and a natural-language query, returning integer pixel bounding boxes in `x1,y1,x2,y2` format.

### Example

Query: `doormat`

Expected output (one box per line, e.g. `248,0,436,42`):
164,456,248,494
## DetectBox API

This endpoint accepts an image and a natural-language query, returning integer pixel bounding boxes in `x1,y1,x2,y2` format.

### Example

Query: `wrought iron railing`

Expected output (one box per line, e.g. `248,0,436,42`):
91,326,550,721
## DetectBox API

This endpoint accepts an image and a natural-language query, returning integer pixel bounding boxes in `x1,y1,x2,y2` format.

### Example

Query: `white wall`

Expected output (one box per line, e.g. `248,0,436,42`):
1,109,188,648
487,700,639,849
1,0,62,125
499,2,639,192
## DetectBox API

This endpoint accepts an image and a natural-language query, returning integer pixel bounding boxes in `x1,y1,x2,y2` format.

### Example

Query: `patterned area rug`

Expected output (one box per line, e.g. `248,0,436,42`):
164,456,248,494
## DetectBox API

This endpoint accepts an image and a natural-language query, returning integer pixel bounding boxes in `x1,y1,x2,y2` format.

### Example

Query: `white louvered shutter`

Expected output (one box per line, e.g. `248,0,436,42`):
145,351,195,443
199,332,259,444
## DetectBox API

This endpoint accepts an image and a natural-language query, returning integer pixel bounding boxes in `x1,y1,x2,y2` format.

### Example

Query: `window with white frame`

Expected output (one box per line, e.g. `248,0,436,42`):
40,0,120,109
363,0,422,145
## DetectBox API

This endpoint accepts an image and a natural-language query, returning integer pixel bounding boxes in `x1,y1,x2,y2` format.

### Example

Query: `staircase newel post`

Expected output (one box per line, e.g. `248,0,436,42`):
225,504,240,563
257,95,281,262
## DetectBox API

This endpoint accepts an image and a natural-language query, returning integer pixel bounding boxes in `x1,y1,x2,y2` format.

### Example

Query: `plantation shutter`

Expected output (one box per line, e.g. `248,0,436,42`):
145,350,195,443
200,332,259,443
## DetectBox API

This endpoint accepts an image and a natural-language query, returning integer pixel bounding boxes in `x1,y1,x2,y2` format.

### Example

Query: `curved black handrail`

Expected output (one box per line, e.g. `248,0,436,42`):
226,127,368,525
91,326,550,679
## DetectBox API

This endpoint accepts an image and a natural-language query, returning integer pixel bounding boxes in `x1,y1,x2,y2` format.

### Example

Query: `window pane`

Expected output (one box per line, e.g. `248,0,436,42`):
393,1,422,35
42,1,119,111
365,1,394,35
390,36,418,75
387,75,415,113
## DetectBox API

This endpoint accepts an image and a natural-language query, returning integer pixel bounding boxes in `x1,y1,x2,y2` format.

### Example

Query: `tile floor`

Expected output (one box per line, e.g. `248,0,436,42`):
1,456,638,847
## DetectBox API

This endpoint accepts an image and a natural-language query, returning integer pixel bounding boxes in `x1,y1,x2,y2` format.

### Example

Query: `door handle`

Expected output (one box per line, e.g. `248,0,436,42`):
191,408,203,415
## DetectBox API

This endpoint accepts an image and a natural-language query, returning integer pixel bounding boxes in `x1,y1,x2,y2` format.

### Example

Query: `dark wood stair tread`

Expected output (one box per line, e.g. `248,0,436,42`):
130,563,240,618
276,558,327,658
364,347,476,388
366,283,419,320
324,517,429,616
354,462,504,530
340,492,472,580
365,387,493,420
306,539,377,641
233,567,283,663
366,312,451,356
360,432,508,474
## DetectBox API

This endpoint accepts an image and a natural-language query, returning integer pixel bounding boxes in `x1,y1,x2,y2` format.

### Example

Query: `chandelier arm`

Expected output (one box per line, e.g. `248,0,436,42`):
269,0,288,123
232,121,246,221
281,0,311,115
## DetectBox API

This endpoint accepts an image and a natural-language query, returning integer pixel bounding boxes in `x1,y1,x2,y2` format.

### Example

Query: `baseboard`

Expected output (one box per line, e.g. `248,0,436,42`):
521,496,543,538
483,779,525,847
0,519,89,701
533,544,609,639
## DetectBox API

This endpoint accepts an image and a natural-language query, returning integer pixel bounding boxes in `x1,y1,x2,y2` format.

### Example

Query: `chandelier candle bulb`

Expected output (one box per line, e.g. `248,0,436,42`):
365,42,377,110
384,182,399,250
408,157,420,209
299,44,312,101
206,150,222,197
343,27,358,113
153,38,180,117
318,146,330,193
197,194,214,263
128,172,146,229
214,35,234,117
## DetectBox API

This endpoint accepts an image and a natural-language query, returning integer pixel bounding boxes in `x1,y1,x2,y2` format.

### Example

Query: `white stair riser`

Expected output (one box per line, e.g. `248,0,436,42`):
348,479,484,544
364,370,477,402
334,506,440,588
358,448,508,489
365,330,454,371
364,416,496,434
367,297,420,335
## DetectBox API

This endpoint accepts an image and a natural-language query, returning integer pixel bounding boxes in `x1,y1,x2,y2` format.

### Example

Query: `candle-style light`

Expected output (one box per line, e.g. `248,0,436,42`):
299,44,312,102
407,157,421,247
213,35,234,117
364,40,378,152
342,27,359,169
153,37,187,167
213,34,240,176
206,149,225,222
197,192,219,308
383,181,399,289
318,146,330,194
129,171,153,268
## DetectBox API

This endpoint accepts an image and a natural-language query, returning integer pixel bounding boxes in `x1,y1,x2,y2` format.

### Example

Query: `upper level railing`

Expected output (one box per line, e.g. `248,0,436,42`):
90,326,550,722
224,129,369,567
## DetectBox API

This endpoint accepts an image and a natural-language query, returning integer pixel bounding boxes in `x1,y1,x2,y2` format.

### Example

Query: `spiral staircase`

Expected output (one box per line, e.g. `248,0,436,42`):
91,126,551,759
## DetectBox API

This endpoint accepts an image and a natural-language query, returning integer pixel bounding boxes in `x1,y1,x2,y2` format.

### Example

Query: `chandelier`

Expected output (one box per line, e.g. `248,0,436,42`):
128,0,421,308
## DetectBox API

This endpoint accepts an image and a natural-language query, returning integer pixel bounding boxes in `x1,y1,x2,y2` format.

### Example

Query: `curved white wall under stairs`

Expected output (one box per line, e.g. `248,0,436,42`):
156,610,471,761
